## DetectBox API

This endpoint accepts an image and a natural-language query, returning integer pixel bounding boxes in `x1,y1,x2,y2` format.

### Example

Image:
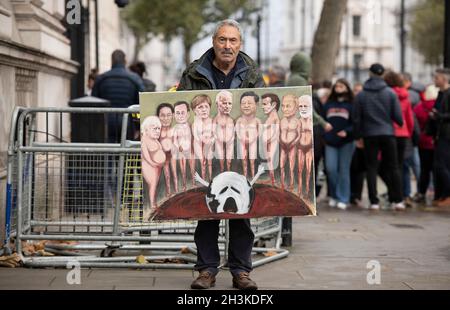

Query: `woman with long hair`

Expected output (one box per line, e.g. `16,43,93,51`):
322,79,355,210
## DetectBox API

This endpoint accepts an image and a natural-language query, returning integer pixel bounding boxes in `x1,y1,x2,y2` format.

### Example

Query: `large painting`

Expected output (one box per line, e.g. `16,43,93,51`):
140,87,316,221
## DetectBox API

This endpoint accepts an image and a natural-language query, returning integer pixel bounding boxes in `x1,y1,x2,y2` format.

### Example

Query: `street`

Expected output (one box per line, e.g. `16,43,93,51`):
1,204,448,290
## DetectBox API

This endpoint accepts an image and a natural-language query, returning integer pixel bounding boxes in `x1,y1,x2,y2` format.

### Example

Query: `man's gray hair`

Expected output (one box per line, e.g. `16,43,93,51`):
213,19,244,41
215,90,233,104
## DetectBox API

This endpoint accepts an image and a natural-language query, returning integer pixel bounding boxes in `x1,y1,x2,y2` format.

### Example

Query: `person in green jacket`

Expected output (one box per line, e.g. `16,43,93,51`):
287,52,332,131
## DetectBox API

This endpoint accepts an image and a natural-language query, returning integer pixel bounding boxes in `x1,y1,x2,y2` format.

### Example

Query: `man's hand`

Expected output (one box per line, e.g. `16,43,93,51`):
324,122,333,132
337,130,347,138
356,139,364,149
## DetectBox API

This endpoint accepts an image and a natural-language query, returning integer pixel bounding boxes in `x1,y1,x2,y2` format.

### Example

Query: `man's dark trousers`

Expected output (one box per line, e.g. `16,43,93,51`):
194,219,254,276
364,135,403,204
434,138,450,198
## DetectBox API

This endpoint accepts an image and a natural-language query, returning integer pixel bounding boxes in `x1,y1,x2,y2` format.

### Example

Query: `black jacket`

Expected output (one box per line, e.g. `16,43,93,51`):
353,77,403,138
177,48,265,91
92,64,144,142
435,89,450,140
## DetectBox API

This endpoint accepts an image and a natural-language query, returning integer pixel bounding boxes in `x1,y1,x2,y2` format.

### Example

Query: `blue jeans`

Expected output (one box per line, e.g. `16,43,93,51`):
325,142,355,203
403,147,421,198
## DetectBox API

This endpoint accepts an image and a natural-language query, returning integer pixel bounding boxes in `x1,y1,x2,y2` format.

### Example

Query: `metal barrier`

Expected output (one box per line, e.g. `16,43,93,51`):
4,106,289,269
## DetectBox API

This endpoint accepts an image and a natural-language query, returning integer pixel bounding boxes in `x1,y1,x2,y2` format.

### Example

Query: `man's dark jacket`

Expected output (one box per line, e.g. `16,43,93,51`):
353,77,403,139
92,64,144,142
435,88,450,140
177,48,265,91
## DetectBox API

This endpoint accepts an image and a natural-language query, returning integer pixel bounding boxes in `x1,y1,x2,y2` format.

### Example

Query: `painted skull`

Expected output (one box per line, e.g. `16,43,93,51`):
206,171,255,215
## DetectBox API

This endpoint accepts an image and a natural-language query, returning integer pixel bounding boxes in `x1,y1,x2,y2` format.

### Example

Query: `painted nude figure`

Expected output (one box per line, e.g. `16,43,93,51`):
261,93,280,186
172,101,192,192
141,116,165,218
157,103,177,196
191,95,214,182
236,91,261,178
213,90,235,172
297,95,314,198
280,94,300,191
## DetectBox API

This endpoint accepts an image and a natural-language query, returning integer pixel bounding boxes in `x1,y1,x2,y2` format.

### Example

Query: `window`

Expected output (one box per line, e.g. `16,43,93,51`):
289,0,296,42
353,54,363,82
353,15,361,37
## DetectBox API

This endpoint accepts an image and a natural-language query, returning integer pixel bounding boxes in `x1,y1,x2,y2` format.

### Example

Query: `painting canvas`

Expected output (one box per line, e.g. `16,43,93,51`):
139,87,316,221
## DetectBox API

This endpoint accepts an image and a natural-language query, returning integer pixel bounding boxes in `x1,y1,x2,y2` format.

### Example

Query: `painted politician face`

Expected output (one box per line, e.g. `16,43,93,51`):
216,92,233,115
281,95,298,118
174,104,189,124
299,95,312,119
262,97,277,115
240,96,257,117
158,107,173,128
194,101,211,120
145,122,161,140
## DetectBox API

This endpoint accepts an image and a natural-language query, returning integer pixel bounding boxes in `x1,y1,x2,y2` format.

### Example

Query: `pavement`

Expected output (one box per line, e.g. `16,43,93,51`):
0,201,449,290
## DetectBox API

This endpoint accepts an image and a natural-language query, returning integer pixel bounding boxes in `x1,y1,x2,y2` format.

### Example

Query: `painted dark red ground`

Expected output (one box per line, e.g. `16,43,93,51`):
152,184,315,221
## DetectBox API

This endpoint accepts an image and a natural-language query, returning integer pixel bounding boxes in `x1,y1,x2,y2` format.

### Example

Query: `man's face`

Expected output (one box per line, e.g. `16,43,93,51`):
213,25,241,65
217,93,233,115
281,96,298,118
147,123,161,139
299,96,312,119
434,73,448,89
194,102,211,119
174,104,188,124
158,107,173,127
240,96,257,117
262,97,276,115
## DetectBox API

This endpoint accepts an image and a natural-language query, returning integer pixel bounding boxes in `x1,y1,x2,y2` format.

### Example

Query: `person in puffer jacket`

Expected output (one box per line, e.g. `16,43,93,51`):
92,50,144,142
353,63,404,210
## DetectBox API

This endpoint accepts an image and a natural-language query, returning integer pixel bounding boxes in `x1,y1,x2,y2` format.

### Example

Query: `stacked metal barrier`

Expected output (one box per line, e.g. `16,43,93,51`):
3,106,289,269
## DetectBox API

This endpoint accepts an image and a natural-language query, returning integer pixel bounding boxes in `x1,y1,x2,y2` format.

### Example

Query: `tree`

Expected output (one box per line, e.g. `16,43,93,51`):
311,0,348,84
122,0,258,66
409,0,444,66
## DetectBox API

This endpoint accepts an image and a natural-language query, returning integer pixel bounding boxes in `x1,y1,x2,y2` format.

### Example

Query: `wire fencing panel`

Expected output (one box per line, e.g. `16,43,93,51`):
8,108,287,268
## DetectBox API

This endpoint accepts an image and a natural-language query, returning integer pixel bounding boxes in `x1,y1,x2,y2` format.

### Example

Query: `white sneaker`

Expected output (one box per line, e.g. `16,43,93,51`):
329,198,337,208
370,204,380,210
394,202,406,211
337,202,347,210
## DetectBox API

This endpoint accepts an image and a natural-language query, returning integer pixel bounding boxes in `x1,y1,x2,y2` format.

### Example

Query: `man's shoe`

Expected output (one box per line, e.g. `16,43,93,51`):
404,197,414,208
394,202,406,211
432,198,445,206
413,193,425,204
369,204,380,210
191,271,216,289
232,272,258,290
337,202,347,210
328,198,337,208
436,197,450,208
